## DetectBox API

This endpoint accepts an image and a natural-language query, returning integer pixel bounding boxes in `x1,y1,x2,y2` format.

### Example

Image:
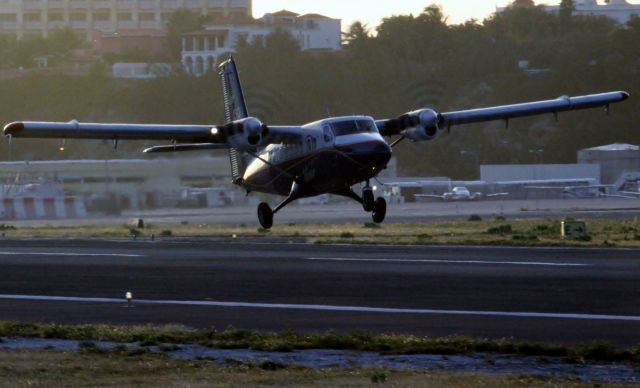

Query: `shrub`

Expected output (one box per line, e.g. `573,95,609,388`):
160,230,173,237
340,232,354,238
468,214,482,221
487,224,512,234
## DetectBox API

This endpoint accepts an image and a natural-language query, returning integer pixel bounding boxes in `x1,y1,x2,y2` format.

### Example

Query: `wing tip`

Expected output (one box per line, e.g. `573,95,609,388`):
3,122,24,136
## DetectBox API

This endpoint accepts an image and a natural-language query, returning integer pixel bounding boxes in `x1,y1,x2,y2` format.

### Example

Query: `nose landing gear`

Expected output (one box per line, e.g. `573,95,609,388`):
257,180,301,229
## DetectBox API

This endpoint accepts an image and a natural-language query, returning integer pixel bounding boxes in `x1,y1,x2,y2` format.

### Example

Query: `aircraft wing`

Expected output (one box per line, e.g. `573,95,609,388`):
3,121,304,151
485,192,509,197
3,121,220,142
414,194,446,199
376,91,629,137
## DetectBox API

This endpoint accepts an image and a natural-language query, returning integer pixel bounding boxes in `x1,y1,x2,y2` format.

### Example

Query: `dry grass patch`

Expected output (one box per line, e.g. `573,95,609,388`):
3,218,640,247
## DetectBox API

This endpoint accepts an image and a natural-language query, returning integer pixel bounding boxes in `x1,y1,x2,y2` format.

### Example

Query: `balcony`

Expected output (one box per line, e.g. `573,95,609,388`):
230,0,249,8
0,22,18,30
47,20,67,29
25,21,44,29
138,0,159,9
184,0,203,9
94,20,113,30
23,0,44,10
47,0,66,9
117,20,136,29
116,0,134,9
71,20,89,28
69,1,89,9
140,20,160,29
161,0,180,9
93,1,112,9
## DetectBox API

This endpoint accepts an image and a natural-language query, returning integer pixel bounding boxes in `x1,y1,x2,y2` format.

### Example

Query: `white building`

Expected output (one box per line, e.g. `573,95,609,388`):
0,0,252,40
498,0,640,24
182,10,341,76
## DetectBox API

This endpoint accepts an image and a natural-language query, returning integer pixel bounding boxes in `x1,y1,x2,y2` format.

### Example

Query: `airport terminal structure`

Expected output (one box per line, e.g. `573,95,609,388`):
0,142,638,220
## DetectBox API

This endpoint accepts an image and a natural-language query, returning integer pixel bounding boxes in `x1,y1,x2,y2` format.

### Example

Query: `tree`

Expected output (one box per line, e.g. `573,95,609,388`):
343,21,370,51
510,0,535,7
559,0,575,29
48,27,82,58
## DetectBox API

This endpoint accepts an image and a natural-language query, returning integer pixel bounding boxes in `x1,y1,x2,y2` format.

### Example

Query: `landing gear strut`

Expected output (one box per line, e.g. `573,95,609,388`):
257,180,301,229
332,186,387,224
362,186,374,212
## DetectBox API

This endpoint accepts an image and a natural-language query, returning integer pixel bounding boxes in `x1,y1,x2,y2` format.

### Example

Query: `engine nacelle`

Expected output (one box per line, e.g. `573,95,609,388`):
400,109,442,141
225,117,266,151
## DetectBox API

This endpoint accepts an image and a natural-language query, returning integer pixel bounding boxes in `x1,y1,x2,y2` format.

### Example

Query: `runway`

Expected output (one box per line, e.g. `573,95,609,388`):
0,238,638,345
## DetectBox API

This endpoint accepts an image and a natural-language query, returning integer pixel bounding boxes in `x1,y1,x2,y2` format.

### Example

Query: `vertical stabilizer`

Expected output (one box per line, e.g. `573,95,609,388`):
219,57,249,184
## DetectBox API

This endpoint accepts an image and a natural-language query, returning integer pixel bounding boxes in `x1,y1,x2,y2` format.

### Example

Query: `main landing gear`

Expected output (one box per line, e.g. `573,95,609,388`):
257,181,387,229
333,184,387,225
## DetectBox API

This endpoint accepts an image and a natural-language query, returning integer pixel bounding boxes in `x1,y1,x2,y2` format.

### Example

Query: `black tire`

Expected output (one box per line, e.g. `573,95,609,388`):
371,197,387,224
257,202,273,229
362,188,374,212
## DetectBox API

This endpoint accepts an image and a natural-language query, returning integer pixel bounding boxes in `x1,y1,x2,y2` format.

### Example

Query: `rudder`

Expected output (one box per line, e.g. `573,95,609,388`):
219,57,250,184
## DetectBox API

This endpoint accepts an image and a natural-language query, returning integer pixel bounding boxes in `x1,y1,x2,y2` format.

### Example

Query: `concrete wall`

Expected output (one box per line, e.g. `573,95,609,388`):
481,164,601,184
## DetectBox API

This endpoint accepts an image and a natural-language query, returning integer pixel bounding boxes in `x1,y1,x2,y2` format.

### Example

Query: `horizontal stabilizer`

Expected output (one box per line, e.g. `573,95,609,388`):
143,143,229,153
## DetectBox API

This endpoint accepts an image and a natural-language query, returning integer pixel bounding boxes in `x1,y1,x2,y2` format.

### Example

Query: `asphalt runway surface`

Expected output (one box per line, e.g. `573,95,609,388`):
0,238,638,345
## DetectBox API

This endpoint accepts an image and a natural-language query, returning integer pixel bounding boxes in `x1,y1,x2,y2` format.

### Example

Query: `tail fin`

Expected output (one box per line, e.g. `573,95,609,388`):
218,57,250,184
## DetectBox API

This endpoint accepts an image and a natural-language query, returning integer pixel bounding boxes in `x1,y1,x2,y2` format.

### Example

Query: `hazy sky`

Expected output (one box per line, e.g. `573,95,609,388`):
253,1,639,30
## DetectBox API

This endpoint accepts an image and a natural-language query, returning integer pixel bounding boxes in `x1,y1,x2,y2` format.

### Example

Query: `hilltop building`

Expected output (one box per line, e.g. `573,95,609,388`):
0,0,252,40
181,10,341,76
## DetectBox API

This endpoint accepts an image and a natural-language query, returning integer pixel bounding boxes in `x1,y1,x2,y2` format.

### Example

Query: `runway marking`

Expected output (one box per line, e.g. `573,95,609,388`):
0,294,638,322
0,252,144,258
305,258,590,267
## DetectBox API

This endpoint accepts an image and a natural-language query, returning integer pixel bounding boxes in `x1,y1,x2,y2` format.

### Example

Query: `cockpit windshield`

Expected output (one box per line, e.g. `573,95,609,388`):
330,119,377,137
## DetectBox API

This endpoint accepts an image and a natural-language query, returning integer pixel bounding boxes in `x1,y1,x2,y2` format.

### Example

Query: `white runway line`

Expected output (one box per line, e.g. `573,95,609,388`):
0,294,637,322
305,258,591,267
0,252,144,258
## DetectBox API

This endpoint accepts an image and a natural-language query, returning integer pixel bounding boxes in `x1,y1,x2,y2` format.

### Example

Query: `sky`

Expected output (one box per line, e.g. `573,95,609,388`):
253,1,639,30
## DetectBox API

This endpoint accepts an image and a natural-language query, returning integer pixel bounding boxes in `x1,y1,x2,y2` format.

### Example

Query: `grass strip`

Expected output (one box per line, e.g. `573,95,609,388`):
4,217,640,247
0,347,596,387
0,321,638,364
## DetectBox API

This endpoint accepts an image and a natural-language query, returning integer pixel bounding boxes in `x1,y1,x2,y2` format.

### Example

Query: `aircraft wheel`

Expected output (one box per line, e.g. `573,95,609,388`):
371,197,387,224
257,202,273,229
362,188,374,212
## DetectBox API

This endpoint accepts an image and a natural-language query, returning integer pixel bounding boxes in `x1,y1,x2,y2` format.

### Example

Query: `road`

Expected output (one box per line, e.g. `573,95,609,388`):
0,238,638,345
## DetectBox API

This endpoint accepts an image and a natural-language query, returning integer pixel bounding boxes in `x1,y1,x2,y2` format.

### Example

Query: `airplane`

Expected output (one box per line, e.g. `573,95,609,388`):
2,58,630,229
415,186,509,201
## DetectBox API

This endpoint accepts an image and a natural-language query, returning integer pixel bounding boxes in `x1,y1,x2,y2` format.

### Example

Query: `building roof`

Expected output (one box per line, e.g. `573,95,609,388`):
270,10,299,17
582,143,640,152
299,13,332,20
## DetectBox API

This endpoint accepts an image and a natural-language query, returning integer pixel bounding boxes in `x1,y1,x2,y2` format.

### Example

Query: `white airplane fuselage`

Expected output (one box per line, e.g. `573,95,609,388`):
242,116,392,197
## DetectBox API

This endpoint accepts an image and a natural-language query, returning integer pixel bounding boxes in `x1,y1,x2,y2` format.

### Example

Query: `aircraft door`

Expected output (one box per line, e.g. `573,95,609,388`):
322,125,334,146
